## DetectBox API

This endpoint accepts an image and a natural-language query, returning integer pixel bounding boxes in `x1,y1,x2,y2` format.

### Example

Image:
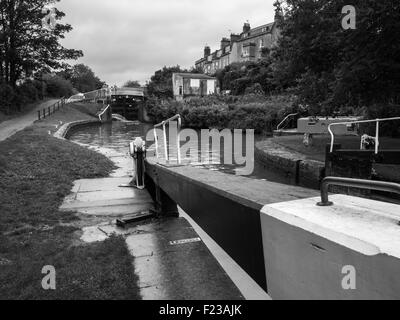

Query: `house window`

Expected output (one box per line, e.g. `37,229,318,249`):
179,86,183,95
242,47,249,57
259,39,265,49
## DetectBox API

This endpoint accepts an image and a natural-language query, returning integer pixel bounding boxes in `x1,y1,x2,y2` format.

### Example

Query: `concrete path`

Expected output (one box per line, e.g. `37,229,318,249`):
0,99,58,142
60,140,245,300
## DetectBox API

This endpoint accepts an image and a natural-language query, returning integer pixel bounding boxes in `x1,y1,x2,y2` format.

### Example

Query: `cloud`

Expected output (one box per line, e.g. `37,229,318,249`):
57,0,276,86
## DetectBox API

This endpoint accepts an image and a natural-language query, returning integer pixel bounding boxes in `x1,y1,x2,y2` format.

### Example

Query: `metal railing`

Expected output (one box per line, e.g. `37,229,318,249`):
328,117,400,154
276,113,298,131
98,105,111,121
37,97,66,120
317,177,400,206
154,114,182,164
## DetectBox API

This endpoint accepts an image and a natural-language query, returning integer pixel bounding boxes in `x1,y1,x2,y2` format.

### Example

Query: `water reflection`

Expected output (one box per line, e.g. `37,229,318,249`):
68,121,292,183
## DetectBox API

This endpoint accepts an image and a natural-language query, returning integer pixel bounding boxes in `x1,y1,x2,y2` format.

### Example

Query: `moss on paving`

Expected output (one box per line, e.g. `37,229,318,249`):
0,104,141,300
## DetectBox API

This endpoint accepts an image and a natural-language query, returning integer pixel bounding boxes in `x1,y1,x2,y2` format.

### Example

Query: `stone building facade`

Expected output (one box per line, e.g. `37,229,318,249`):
195,20,280,75
172,73,217,101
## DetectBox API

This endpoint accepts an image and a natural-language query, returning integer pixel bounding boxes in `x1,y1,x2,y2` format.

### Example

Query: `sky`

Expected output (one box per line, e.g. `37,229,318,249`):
57,0,277,86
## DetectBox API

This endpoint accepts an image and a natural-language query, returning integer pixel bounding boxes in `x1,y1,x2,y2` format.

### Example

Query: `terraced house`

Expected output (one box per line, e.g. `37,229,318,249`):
195,18,281,75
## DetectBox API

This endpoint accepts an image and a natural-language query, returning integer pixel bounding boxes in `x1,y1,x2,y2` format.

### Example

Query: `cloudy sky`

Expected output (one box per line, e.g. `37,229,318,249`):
57,0,276,86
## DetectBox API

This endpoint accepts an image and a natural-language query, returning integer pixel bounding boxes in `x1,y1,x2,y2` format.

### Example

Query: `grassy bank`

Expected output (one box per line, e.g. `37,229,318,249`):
0,103,141,300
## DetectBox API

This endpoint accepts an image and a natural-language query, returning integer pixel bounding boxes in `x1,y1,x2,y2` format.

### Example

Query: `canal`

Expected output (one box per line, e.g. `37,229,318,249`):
68,121,292,184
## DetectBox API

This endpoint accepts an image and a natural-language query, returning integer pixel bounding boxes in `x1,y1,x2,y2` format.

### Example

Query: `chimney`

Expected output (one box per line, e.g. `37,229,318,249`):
220,38,230,50
230,33,240,43
204,46,211,57
243,22,251,33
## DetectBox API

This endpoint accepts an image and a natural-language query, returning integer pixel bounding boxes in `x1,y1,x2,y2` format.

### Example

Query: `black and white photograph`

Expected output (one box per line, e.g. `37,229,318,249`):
1,0,400,306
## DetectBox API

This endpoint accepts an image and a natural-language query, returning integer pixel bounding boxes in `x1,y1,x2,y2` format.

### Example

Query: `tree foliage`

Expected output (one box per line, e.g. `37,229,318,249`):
147,65,188,99
0,0,82,88
273,0,400,112
123,80,141,88
60,64,104,93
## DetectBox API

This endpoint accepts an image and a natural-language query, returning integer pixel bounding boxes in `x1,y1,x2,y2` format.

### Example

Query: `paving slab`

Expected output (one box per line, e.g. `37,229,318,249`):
125,217,244,300
60,177,154,216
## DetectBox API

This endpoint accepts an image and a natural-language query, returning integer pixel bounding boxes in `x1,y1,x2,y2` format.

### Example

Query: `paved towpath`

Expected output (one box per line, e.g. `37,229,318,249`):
0,99,58,142
60,142,245,300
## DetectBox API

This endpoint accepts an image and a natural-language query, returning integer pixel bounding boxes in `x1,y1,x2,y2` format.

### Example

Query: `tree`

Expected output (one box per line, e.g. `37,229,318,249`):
123,80,141,88
0,0,83,89
272,0,400,111
147,65,186,99
62,64,105,93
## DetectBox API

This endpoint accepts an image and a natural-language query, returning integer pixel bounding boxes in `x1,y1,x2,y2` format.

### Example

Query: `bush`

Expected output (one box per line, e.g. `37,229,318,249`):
145,94,297,134
0,83,15,114
244,83,265,95
14,81,39,109
44,74,74,97
363,104,400,138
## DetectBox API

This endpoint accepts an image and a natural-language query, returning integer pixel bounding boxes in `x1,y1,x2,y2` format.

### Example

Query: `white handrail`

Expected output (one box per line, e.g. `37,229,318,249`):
277,113,298,131
328,117,400,154
98,105,111,121
154,114,182,164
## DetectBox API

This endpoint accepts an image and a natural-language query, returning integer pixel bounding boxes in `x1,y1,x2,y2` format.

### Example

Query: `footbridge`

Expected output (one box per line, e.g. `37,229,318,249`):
67,86,150,122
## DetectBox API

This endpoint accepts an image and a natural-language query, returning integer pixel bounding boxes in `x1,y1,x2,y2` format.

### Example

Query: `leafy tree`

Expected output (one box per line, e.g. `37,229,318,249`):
273,0,400,110
123,80,141,88
147,65,187,99
43,73,74,97
62,64,105,93
0,0,83,89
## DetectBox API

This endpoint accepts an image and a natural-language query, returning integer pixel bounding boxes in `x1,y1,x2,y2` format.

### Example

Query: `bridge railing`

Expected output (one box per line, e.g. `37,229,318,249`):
276,113,298,131
154,114,182,164
328,117,400,154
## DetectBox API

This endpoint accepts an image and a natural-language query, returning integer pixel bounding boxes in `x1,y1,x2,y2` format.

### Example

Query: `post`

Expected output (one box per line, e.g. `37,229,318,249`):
375,120,380,154
38,110,41,121
154,128,159,159
176,118,182,164
163,123,168,161
43,109,46,119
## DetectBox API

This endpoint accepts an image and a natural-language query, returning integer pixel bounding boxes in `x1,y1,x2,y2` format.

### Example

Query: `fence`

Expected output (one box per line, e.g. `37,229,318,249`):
37,97,67,121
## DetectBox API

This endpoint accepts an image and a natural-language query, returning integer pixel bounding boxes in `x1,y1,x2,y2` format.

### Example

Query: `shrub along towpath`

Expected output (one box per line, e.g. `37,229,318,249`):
0,103,141,300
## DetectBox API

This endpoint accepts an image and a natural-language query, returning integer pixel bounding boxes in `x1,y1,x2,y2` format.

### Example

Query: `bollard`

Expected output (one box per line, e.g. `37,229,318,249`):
129,137,147,190
38,110,41,121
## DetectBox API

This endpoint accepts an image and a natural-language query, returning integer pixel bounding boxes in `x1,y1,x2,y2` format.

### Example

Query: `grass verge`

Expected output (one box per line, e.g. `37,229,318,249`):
0,104,141,300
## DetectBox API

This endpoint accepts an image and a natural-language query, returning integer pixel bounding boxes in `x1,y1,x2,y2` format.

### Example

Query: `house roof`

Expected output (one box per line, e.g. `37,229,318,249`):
173,73,216,80
237,22,276,43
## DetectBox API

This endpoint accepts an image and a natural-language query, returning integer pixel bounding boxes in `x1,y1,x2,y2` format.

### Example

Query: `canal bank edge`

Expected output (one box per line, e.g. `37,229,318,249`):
54,119,101,140
255,139,325,189
55,123,326,189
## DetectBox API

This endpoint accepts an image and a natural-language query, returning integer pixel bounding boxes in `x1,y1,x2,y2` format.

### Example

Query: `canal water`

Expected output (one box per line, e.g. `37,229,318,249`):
68,121,292,184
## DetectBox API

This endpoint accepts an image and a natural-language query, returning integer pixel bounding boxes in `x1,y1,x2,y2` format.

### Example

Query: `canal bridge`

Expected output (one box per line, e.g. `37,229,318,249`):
68,86,150,122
